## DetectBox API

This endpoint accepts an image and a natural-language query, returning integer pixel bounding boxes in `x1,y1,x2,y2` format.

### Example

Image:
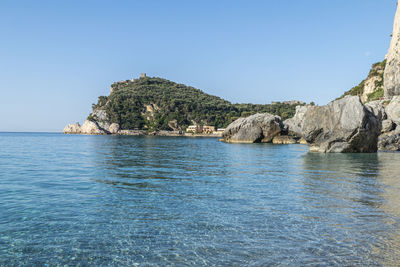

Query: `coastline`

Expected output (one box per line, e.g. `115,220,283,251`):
63,130,222,138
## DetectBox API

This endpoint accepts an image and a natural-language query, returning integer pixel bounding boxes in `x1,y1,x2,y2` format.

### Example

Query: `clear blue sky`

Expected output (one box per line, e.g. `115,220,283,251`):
0,0,397,132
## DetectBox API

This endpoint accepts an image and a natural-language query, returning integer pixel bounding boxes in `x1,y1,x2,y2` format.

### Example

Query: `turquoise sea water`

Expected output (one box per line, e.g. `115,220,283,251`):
1,133,400,266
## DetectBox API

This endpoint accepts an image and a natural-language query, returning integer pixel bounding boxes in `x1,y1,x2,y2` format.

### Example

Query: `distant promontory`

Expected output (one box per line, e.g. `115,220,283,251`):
63,73,306,136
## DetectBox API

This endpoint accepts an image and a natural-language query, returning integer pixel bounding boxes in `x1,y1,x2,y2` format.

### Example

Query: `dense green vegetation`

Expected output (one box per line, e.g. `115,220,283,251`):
91,77,304,131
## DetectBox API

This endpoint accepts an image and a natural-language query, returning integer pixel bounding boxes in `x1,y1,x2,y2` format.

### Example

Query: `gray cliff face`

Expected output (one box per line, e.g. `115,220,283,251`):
222,113,283,143
384,2,400,98
365,100,387,124
283,105,311,137
285,96,380,153
385,95,400,125
303,96,379,152
377,96,400,150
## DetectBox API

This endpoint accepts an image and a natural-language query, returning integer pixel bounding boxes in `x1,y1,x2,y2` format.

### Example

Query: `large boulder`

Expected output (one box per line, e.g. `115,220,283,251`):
108,123,120,134
63,122,81,134
384,3,400,97
300,96,380,153
222,113,283,143
385,96,400,125
80,120,107,134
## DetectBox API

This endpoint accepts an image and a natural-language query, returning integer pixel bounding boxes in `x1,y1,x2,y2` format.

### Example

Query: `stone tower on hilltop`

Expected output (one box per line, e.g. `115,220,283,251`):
140,73,147,78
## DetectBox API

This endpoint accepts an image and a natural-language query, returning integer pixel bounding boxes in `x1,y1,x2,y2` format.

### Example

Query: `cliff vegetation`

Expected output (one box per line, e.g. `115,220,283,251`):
339,60,386,102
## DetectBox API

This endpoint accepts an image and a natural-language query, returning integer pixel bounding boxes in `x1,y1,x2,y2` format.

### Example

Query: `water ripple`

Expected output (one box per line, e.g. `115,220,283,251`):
1,133,400,266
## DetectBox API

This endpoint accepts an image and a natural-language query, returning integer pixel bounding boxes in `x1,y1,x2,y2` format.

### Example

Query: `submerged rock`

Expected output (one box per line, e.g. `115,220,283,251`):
222,113,283,143
300,96,380,153
272,135,297,144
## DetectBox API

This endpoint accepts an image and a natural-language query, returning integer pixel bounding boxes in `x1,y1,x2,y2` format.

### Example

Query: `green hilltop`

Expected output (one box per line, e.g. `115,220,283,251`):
89,76,305,131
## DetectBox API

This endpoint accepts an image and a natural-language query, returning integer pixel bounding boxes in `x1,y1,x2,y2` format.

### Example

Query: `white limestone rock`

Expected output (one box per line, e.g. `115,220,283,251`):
80,120,106,134
384,2,400,97
108,123,120,134
62,123,81,134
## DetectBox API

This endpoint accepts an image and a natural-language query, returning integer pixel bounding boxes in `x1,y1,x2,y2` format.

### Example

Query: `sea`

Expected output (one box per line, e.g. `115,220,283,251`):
1,132,400,266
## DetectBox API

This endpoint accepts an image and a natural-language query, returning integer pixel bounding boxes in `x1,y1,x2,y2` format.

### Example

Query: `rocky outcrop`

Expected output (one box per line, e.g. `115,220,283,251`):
80,120,106,134
223,96,381,152
385,95,400,125
378,129,400,151
379,95,400,150
63,108,122,135
286,96,380,153
62,120,119,135
108,123,120,134
221,113,284,143
90,109,112,132
382,119,395,133
63,123,81,134
384,2,400,98
365,100,387,124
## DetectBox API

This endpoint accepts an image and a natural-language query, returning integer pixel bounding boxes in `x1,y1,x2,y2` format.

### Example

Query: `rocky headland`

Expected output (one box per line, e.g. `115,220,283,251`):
63,76,302,137
65,2,400,153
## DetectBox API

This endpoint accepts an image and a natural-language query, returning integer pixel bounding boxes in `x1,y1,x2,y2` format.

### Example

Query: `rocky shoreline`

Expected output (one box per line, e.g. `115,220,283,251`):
63,125,222,138
221,95,400,152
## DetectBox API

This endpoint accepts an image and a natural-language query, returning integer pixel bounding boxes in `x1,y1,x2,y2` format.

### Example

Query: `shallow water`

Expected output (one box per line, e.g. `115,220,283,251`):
1,133,400,266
